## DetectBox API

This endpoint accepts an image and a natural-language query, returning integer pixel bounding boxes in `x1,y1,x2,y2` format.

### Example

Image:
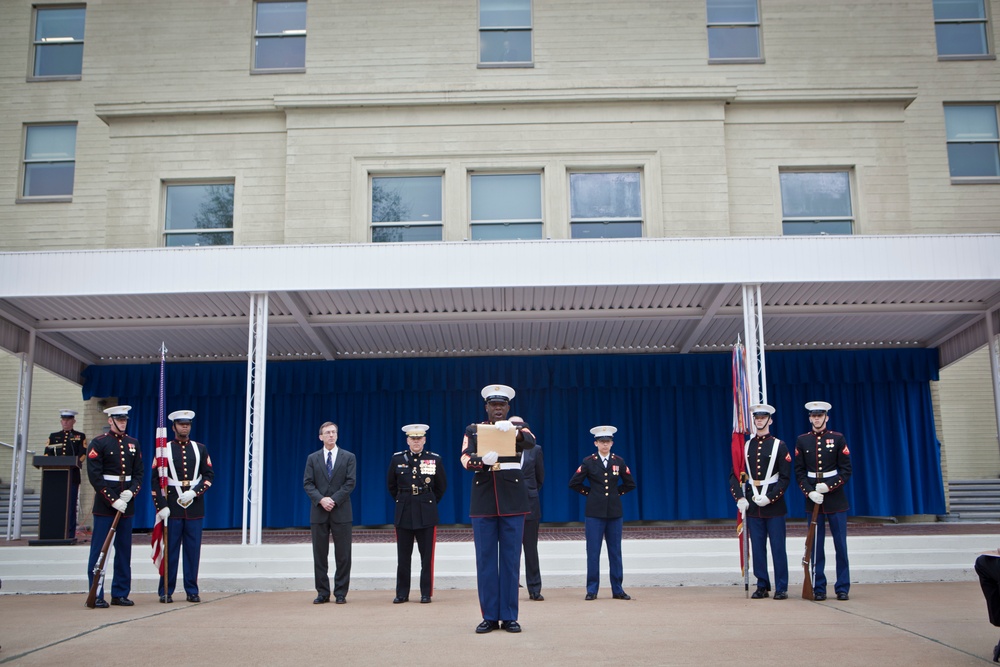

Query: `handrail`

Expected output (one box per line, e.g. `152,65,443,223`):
0,440,35,456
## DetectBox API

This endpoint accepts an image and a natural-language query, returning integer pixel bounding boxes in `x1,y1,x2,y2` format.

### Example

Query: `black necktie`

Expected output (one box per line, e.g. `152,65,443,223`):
326,451,333,478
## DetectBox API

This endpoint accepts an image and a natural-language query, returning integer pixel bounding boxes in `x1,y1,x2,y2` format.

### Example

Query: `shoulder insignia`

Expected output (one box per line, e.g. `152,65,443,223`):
785,453,792,462
206,455,213,467
88,448,99,459
575,466,582,473
842,446,850,455
625,467,632,474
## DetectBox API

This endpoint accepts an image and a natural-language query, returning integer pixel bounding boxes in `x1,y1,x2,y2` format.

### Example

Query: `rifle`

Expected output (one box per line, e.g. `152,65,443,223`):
801,503,820,600
86,511,122,608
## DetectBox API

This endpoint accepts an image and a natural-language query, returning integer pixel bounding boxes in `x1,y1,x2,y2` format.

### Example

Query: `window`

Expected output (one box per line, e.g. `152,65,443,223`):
253,1,306,72
780,171,854,235
707,0,762,62
470,174,542,240
479,0,532,66
944,105,1000,179
934,0,991,57
22,124,77,198
569,172,643,239
164,184,234,246
31,6,86,79
371,176,443,242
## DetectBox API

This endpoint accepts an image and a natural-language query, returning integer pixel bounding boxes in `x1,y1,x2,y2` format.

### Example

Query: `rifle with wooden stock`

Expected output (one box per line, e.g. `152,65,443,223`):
801,503,820,600
85,511,122,608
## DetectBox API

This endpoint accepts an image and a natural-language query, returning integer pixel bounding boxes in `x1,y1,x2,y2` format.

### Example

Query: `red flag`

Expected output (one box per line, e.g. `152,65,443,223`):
151,344,169,575
731,343,752,576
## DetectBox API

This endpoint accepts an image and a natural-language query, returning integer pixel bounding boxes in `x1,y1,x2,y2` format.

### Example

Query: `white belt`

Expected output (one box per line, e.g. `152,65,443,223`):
490,462,522,471
168,476,202,488
807,470,839,479
103,474,132,482
750,473,779,487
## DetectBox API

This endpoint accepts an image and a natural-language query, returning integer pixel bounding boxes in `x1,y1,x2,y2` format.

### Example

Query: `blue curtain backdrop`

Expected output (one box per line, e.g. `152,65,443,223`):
82,348,944,530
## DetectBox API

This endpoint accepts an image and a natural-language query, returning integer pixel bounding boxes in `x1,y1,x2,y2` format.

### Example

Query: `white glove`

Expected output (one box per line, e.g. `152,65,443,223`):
808,491,825,504
815,482,830,493
736,498,749,512
177,490,196,508
119,490,133,503
481,451,499,466
111,498,128,513
753,495,770,507
156,507,170,521
493,420,513,432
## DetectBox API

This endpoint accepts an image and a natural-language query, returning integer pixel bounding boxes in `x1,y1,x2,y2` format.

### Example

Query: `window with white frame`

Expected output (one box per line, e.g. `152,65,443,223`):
944,105,1000,178
706,0,762,62
479,0,532,66
371,175,443,242
253,0,307,72
933,0,991,57
22,124,77,198
164,183,234,246
569,172,643,239
470,173,542,240
31,5,86,79
780,171,854,235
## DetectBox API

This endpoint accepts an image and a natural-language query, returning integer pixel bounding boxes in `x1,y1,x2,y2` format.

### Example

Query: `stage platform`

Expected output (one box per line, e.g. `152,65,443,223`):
2,521,998,595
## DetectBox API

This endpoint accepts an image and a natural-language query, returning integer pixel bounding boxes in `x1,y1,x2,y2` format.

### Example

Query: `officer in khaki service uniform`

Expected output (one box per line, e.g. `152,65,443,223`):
44,409,87,538
387,423,447,604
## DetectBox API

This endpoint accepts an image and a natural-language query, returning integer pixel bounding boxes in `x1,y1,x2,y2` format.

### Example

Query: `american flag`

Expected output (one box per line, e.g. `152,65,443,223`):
151,343,169,575
731,342,752,577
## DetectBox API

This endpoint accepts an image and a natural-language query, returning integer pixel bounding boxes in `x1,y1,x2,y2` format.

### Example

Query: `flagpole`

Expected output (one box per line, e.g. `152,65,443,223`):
152,343,170,598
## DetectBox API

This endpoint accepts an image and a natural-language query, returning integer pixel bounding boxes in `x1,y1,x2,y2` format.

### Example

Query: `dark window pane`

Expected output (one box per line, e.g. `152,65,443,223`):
34,43,84,76
372,176,442,223
707,0,759,24
782,221,853,236
480,0,531,28
256,1,307,33
254,36,306,69
570,173,642,219
933,0,986,20
35,8,86,40
165,185,234,230
23,162,74,197
165,232,234,247
371,225,443,243
708,26,760,59
779,172,851,217
935,23,988,55
470,223,543,240
480,30,532,63
570,222,643,239
947,143,1000,177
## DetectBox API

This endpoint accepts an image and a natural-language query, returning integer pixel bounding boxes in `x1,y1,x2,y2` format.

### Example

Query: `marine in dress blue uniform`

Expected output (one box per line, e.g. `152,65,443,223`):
512,416,545,601
387,424,447,604
729,404,791,600
461,384,536,634
44,409,87,537
569,425,637,601
86,405,144,608
152,410,214,603
794,400,853,601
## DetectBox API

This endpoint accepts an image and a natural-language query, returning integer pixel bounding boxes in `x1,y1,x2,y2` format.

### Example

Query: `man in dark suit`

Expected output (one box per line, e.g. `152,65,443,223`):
511,415,544,601
569,425,637,601
975,550,1000,661
152,409,214,604
304,421,356,604
387,423,447,604
794,400,853,602
729,404,790,600
45,409,86,538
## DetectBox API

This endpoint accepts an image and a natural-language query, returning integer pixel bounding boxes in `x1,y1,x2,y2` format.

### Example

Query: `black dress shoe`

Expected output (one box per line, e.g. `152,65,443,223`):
420,596,432,603
313,595,330,604
110,597,134,606
773,591,788,600
335,595,346,604
393,596,408,604
992,638,1000,662
186,594,200,603
92,599,109,609
528,592,544,601
501,620,522,633
159,595,173,603
751,587,769,599
585,592,597,600
476,620,500,634
612,592,632,600
814,593,827,601
836,592,849,601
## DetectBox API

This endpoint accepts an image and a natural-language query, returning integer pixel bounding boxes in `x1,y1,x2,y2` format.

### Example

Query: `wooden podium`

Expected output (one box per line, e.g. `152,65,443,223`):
29,455,79,545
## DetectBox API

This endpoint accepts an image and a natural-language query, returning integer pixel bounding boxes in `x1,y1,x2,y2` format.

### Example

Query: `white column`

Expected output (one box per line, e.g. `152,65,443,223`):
986,309,1000,463
742,284,767,406
7,331,35,541
242,293,269,546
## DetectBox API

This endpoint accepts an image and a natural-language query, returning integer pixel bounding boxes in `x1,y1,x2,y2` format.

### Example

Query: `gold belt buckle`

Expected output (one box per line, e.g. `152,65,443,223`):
490,463,501,472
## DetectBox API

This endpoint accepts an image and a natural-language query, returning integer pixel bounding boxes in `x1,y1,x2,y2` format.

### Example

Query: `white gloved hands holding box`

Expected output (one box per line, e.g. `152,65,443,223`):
481,451,499,466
